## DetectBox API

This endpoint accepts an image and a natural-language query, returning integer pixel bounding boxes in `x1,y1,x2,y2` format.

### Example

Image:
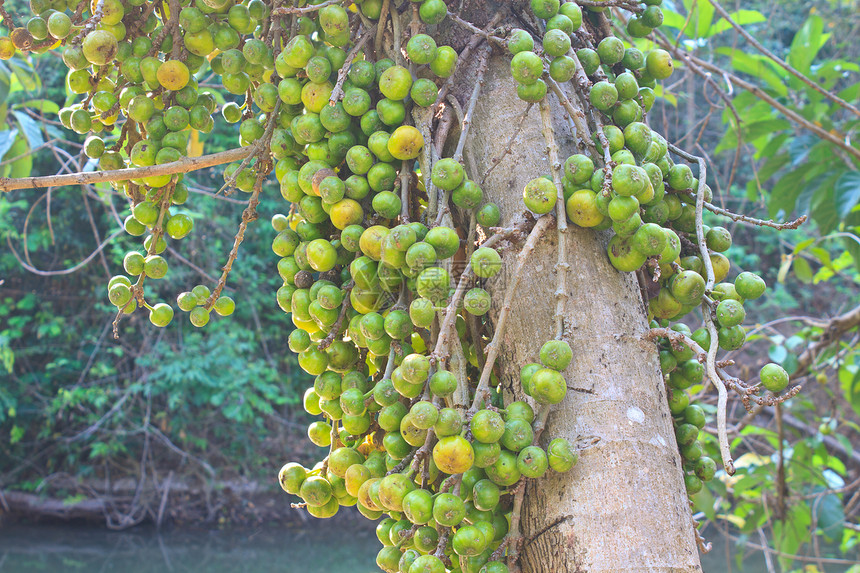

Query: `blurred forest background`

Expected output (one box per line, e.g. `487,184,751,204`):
0,0,859,570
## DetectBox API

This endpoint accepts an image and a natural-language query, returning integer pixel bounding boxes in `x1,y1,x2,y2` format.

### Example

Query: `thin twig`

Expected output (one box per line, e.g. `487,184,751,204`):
0,147,253,192
319,282,354,350
668,143,735,474
453,45,491,163
433,231,512,361
329,27,374,105
674,189,807,230
374,0,390,57
446,11,506,48
271,0,348,15
470,215,554,413
399,160,412,222
547,77,597,154
205,169,267,310
539,99,569,340
7,229,124,276
576,0,641,12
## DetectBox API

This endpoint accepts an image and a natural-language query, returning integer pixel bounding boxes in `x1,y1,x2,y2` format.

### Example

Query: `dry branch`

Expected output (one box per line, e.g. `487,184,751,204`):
0,147,252,192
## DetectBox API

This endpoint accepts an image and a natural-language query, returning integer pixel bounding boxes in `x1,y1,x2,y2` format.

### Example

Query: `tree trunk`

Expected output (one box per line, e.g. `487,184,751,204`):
462,54,703,573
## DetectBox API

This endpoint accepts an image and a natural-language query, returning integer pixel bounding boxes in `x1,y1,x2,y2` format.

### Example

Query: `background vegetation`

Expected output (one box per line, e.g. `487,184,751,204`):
1,0,859,570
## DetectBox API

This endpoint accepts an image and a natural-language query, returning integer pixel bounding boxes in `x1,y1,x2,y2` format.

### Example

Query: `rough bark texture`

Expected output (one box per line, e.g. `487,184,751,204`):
462,55,703,573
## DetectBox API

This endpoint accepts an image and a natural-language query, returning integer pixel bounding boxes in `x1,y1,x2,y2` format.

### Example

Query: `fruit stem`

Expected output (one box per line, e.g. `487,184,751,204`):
329,23,375,106
452,44,491,164
204,102,281,311
538,97,569,340
546,77,597,155
399,160,411,222
373,0,389,58
271,0,350,16
670,143,735,475
469,214,554,414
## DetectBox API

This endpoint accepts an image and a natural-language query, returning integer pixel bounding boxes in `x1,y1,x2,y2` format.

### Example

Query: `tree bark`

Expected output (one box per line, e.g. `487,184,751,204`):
463,55,703,572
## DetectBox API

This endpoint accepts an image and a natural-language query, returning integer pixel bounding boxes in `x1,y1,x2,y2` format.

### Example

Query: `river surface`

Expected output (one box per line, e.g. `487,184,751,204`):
0,521,846,572
0,522,381,573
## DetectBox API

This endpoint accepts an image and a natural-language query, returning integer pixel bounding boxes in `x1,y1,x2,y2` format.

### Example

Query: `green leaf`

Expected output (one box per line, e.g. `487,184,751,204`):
0,64,10,105
709,10,767,36
660,9,688,32
715,48,787,96
774,503,812,571
808,247,833,270
692,486,717,521
7,57,40,92
837,82,860,108
0,127,19,159
815,492,844,541
769,168,808,217
782,352,799,375
792,257,812,285
788,15,826,77
815,61,860,90
741,119,792,142
834,171,860,219
839,364,860,419
13,99,60,115
691,0,715,38
0,343,13,374
768,345,788,364
809,173,842,234
836,434,853,459
652,83,677,107
4,134,31,179
785,335,805,351
11,110,44,148
9,424,23,444
792,238,816,254
787,134,818,167
744,151,789,200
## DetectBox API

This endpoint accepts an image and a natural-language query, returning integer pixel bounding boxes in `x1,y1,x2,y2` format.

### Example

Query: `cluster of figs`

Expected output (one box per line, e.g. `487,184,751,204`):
0,0,793,569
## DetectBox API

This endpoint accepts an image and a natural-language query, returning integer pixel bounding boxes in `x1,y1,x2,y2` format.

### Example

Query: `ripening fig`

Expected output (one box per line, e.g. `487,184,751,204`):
539,340,572,371
590,81,618,111
523,177,558,214
646,49,675,80
433,435,474,475
531,0,559,19
81,30,117,65
431,158,465,191
510,51,544,85
760,363,789,393
735,271,766,299
716,299,745,328
597,36,624,65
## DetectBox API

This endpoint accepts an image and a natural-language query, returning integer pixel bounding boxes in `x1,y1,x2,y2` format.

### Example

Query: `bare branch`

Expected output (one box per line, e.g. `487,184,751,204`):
538,99,569,340
0,147,253,193
453,45,491,164
470,214,554,413
271,0,349,16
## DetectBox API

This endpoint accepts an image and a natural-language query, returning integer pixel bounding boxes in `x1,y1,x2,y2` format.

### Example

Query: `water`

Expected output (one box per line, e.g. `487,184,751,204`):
0,521,846,572
0,522,380,573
